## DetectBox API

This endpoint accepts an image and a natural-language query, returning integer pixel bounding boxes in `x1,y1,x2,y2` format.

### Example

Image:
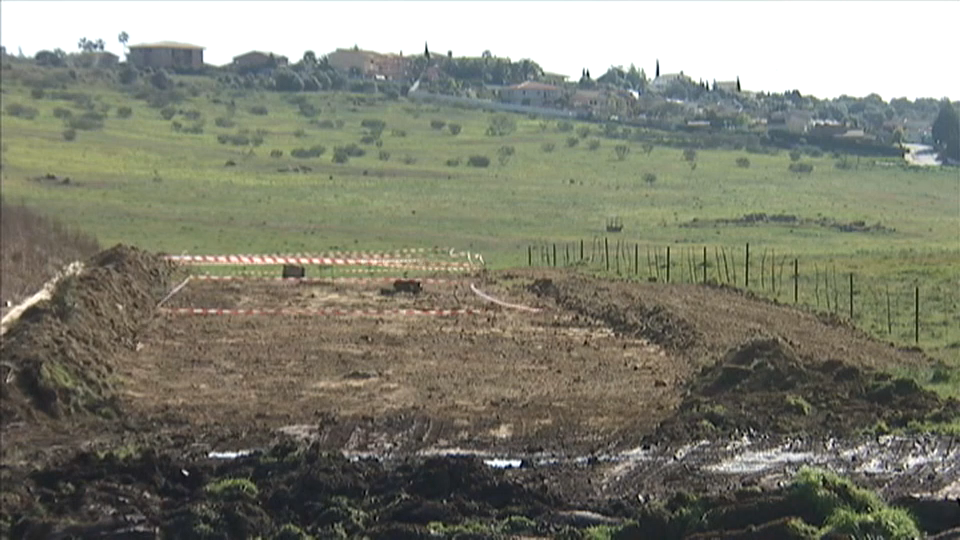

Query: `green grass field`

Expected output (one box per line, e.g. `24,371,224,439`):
1,66,958,364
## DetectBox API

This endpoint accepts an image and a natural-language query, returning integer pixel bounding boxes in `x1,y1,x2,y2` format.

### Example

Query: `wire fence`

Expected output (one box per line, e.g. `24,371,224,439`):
525,238,959,349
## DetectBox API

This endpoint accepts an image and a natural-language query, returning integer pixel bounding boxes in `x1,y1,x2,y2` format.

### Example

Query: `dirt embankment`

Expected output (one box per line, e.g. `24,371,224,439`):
525,271,957,444
0,245,180,424
650,336,960,443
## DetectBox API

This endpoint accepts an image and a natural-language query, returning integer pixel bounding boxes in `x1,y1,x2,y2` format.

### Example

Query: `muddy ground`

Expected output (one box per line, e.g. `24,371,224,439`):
1,248,958,538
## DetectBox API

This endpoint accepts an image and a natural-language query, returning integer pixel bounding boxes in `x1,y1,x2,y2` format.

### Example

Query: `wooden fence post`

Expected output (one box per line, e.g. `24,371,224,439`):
793,259,799,303
580,239,584,261
604,237,609,272
527,245,532,267
849,273,854,320
666,246,671,283
702,246,707,283
745,243,750,288
635,244,639,275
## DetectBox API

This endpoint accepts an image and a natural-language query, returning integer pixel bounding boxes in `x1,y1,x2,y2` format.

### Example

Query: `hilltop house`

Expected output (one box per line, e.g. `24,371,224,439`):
500,81,562,107
327,47,411,80
127,41,204,69
768,110,815,134
233,51,288,72
715,80,739,93
649,72,692,93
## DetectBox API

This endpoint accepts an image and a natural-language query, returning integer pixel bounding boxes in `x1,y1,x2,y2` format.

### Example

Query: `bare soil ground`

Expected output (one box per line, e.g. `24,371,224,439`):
2,248,958,538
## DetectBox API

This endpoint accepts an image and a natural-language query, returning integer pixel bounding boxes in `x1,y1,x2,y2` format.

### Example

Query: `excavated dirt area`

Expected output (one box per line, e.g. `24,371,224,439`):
2,253,959,537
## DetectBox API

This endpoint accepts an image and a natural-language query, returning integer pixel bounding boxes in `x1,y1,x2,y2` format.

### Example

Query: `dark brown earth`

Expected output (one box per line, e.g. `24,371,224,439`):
1,248,957,538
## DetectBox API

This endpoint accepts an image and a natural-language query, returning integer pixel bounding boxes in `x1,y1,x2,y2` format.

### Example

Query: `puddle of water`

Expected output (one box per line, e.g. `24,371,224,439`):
706,446,821,474
484,459,523,469
208,449,256,459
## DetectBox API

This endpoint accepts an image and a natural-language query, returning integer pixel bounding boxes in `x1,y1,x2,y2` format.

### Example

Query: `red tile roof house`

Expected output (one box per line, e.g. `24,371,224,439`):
499,81,563,107
127,41,205,70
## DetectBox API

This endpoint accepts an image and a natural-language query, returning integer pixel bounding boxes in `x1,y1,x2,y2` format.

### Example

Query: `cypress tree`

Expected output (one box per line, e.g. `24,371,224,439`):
736,76,741,92
655,60,660,78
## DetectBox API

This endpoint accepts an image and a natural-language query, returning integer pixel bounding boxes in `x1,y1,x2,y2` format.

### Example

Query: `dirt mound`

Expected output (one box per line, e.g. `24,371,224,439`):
3,441,949,538
650,337,960,444
0,245,180,422
2,442,559,539
528,276,700,351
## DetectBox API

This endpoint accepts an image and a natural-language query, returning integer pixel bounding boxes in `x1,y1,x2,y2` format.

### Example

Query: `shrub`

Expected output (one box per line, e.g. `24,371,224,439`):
445,158,460,167
249,105,268,116
486,114,516,136
391,128,407,137
588,139,601,151
497,145,516,166
360,135,379,145
298,102,319,118
430,119,446,130
5,104,39,119
30,88,45,100
291,145,326,158
116,106,133,118
312,119,335,129
53,107,73,119
182,109,202,120
274,69,304,92
557,121,574,132
361,119,386,131
467,155,490,167
378,151,391,161
342,143,365,157
642,143,655,154
643,172,657,184
293,128,306,138
335,119,345,128
736,157,751,168
149,70,172,90
789,162,814,174
160,107,176,120
217,134,250,146
332,147,349,163
214,116,235,128
683,148,697,162
171,121,183,132
448,123,462,135
577,126,591,139
180,123,204,135
566,137,579,148
789,150,802,162
401,155,417,165
615,145,630,161
270,150,283,158
835,158,854,170
541,142,556,153
62,128,77,141
67,112,104,131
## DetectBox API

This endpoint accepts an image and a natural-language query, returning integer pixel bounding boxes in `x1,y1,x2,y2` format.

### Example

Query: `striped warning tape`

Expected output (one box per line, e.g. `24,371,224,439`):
192,276,460,284
165,255,478,268
260,247,462,259
160,307,491,317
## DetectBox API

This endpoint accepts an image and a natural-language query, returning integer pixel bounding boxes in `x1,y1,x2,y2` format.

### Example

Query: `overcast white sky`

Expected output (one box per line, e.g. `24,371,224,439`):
1,1,957,101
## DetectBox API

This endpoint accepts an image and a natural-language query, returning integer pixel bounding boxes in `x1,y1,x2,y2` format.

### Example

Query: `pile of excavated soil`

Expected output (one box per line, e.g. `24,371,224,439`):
0,245,180,423
3,441,956,539
521,270,956,443
2,443,559,539
649,337,960,444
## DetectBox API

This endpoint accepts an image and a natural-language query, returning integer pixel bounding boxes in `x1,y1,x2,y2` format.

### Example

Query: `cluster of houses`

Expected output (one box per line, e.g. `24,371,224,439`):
44,41,903,141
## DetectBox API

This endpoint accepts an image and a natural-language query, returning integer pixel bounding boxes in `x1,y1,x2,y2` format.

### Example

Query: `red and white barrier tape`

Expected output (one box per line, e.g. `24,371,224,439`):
160,307,491,317
165,254,477,268
192,276,459,284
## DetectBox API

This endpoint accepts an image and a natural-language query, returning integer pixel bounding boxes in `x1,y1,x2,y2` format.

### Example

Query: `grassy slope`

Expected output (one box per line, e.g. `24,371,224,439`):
0,67,957,364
